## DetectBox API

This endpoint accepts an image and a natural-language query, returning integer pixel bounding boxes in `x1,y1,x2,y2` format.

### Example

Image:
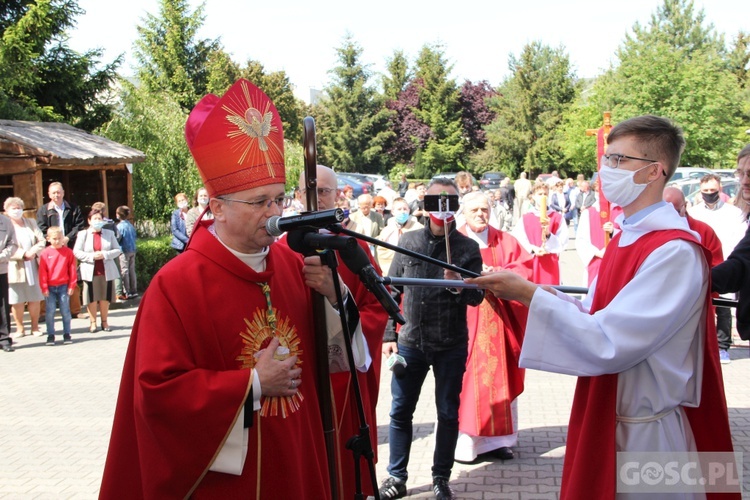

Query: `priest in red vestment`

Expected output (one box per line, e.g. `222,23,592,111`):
455,192,532,463
511,182,568,285
278,164,389,498
100,79,366,499
575,203,623,286
468,116,737,499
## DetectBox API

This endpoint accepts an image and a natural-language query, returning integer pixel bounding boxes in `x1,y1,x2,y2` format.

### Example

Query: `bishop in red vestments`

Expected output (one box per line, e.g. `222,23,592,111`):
100,80,359,499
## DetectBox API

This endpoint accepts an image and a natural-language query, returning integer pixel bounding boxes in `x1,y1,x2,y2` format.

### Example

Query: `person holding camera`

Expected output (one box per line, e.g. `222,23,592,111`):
379,178,484,500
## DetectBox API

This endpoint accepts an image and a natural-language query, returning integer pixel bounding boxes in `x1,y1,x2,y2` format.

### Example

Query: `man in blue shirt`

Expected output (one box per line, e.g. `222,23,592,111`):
116,206,137,299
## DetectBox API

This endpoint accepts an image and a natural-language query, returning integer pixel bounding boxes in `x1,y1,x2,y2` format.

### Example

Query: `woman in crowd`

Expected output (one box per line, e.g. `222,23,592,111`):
74,209,122,333
373,195,391,224
5,197,45,337
185,187,214,237
170,192,190,253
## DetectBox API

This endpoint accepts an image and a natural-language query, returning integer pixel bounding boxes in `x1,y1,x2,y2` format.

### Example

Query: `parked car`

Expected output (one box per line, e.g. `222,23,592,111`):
536,173,554,184
338,173,372,193
338,173,374,192
713,169,736,179
479,172,507,191
337,176,368,197
668,167,713,182
431,172,460,182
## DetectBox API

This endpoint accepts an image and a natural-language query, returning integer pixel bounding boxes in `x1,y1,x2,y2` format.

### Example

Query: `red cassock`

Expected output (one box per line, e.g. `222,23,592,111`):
279,235,389,498
100,225,332,499
522,211,563,285
458,227,533,437
561,230,736,499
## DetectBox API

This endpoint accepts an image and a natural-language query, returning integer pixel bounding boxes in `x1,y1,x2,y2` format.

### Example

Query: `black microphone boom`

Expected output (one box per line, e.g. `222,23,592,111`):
339,243,406,325
266,208,345,237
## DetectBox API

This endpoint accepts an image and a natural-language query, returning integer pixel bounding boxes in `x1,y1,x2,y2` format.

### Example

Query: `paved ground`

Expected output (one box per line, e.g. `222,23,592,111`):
1,232,749,498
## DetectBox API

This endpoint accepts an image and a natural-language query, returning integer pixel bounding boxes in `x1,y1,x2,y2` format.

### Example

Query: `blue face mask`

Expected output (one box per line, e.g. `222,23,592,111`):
394,212,410,225
91,220,106,231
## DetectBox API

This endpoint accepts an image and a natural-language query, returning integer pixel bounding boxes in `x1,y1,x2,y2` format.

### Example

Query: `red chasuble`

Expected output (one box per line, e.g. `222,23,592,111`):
100,225,332,499
586,205,623,286
458,227,532,437
560,230,736,499
279,236,389,498
522,211,563,285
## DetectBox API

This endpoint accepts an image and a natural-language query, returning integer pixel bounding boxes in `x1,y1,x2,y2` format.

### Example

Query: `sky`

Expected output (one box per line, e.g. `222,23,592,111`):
67,0,747,102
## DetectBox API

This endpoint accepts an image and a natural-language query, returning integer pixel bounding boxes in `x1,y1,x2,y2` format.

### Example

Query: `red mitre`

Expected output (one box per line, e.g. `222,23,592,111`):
185,79,285,197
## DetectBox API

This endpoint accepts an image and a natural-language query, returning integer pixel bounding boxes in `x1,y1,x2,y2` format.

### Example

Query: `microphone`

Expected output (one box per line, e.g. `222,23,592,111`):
339,243,406,325
266,208,345,237
387,353,407,378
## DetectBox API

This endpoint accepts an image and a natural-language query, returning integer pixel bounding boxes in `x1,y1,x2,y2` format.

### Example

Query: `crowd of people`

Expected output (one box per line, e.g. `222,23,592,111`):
94,78,746,499
0,182,138,352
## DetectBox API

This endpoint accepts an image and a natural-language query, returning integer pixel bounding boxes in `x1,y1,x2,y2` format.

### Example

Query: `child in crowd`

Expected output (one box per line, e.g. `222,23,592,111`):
115,206,137,299
38,226,77,345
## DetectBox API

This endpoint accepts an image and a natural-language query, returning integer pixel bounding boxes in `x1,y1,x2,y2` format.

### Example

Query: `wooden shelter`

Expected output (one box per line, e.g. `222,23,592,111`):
0,120,145,219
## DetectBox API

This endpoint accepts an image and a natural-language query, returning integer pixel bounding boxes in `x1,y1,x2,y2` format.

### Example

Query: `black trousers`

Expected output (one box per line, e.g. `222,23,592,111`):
716,306,733,351
0,273,11,346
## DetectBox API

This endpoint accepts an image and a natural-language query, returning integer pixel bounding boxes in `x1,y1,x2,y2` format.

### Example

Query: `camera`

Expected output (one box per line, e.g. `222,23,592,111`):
424,194,459,212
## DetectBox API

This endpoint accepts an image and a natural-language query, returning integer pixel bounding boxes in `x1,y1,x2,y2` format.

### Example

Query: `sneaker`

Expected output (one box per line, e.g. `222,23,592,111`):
63,334,72,345
12,331,26,339
378,476,406,499
32,330,44,337
719,349,731,364
45,335,55,346
433,477,456,500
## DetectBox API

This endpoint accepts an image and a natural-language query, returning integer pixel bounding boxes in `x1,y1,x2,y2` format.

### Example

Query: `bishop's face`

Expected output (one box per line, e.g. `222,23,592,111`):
211,183,285,254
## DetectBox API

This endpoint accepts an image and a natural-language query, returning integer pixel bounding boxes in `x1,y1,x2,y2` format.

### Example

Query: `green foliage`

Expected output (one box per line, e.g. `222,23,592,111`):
382,50,411,101
0,0,119,130
135,235,173,291
316,34,394,174
413,44,465,175
577,0,746,168
484,41,579,179
284,139,304,193
134,0,220,111
388,163,411,184
99,80,201,221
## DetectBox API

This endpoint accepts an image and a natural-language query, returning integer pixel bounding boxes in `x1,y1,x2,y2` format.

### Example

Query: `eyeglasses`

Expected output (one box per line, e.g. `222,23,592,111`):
219,196,285,209
735,169,750,179
300,187,336,197
602,153,666,176
602,153,658,169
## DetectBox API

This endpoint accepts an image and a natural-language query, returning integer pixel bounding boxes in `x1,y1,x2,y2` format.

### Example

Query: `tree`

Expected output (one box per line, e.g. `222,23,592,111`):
0,0,120,130
484,41,579,178
458,80,496,157
100,82,201,221
384,78,432,166
134,0,220,111
316,35,394,173
574,0,745,168
382,50,411,101
412,44,465,175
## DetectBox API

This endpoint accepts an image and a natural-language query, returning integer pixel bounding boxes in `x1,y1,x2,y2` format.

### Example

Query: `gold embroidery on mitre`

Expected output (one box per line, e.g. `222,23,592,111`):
222,81,282,177
236,307,304,418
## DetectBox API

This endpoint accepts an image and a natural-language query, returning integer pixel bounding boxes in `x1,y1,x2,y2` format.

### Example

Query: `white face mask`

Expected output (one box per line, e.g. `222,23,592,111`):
198,197,209,206
599,163,656,207
6,208,22,219
178,201,188,209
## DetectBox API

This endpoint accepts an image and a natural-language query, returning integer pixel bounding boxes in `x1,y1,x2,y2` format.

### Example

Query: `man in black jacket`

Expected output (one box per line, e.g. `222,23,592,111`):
36,182,85,315
379,178,484,500
712,144,750,341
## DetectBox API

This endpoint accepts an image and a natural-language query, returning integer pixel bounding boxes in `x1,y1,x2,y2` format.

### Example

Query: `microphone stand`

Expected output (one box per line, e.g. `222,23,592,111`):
287,230,380,500
327,226,740,308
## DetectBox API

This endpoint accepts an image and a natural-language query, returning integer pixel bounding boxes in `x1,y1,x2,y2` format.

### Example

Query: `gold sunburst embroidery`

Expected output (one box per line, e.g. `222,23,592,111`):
222,81,281,177
236,307,304,418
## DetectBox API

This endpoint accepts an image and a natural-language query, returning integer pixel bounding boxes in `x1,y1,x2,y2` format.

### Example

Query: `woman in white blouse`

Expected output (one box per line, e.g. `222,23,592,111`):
74,209,121,333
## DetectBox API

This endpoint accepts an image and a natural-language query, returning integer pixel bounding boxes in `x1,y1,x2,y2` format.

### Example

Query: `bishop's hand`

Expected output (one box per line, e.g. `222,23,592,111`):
255,337,301,397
